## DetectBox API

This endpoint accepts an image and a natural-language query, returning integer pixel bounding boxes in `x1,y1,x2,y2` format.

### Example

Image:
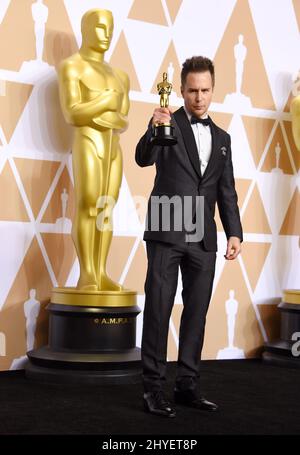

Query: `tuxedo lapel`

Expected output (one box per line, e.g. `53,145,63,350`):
173,107,201,179
200,116,219,181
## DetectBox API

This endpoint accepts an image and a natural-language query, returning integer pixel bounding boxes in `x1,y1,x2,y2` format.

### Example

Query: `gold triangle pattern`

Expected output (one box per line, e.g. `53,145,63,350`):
215,179,252,232
279,188,300,236
241,184,272,234
261,124,294,174
151,41,182,97
41,167,74,223
203,259,264,359
0,0,35,71
43,0,78,68
109,31,141,91
106,236,137,284
41,233,77,286
292,0,300,31
14,158,61,219
0,237,52,370
242,116,275,168
0,161,29,222
165,0,183,23
123,241,148,294
120,101,158,223
0,81,33,143
241,242,271,292
128,0,167,26
213,0,275,109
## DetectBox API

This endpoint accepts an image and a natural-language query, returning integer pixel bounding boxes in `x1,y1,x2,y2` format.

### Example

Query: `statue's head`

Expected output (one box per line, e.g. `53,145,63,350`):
81,9,113,53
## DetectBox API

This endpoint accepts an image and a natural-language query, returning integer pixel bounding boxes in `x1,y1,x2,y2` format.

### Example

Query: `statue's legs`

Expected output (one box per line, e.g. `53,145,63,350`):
236,63,243,94
164,94,169,108
27,322,36,351
160,94,169,108
227,317,235,348
35,26,46,62
94,133,123,291
72,134,101,290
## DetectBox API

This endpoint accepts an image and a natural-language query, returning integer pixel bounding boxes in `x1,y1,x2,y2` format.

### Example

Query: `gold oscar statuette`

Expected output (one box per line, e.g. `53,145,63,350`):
25,9,141,385
255,79,300,369
150,71,177,146
55,8,136,307
290,72,300,250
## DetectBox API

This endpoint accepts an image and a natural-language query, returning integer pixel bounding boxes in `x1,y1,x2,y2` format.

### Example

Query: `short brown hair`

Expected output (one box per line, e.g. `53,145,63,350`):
181,56,215,87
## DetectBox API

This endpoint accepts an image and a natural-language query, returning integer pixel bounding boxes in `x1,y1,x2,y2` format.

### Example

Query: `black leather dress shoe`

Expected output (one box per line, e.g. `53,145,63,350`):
143,391,176,418
174,389,218,411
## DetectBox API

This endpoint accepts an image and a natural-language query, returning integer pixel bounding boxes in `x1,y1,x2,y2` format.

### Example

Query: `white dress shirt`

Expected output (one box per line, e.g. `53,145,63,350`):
184,106,212,176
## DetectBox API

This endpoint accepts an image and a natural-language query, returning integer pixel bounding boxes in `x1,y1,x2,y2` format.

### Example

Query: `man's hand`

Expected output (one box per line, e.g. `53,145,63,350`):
152,107,172,126
225,236,241,260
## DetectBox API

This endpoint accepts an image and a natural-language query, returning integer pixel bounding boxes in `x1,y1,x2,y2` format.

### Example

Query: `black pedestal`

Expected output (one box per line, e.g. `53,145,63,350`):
263,297,300,368
25,303,142,384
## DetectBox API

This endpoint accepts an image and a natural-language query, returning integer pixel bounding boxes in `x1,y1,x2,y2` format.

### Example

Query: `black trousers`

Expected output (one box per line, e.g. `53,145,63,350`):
142,239,216,393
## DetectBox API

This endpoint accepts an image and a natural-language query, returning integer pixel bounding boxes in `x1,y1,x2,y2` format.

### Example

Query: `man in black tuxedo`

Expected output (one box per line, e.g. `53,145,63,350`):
135,56,243,418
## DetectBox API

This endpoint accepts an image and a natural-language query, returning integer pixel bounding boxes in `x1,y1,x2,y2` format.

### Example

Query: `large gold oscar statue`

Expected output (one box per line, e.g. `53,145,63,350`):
26,9,141,384
53,9,136,307
263,73,300,367
291,74,300,249
25,9,140,384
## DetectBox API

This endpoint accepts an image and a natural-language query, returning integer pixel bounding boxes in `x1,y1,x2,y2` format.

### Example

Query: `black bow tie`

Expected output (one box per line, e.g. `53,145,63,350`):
191,116,210,126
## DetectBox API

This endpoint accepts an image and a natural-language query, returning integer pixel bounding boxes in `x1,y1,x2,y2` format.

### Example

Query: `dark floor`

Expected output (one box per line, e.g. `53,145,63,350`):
0,360,299,436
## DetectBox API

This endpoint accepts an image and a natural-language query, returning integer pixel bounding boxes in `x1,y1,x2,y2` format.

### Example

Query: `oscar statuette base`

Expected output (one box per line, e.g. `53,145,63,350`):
263,289,300,368
25,287,142,385
150,124,177,146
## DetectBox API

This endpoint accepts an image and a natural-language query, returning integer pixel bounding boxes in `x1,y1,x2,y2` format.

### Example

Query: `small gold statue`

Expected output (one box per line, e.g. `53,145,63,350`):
150,71,177,146
58,9,129,292
157,72,172,109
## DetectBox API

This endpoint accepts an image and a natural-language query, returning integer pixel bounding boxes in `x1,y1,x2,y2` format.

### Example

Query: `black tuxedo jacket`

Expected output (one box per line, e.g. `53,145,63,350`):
135,106,243,251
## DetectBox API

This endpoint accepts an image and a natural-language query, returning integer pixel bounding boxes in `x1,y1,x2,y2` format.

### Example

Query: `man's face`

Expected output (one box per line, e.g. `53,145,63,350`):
181,71,213,118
